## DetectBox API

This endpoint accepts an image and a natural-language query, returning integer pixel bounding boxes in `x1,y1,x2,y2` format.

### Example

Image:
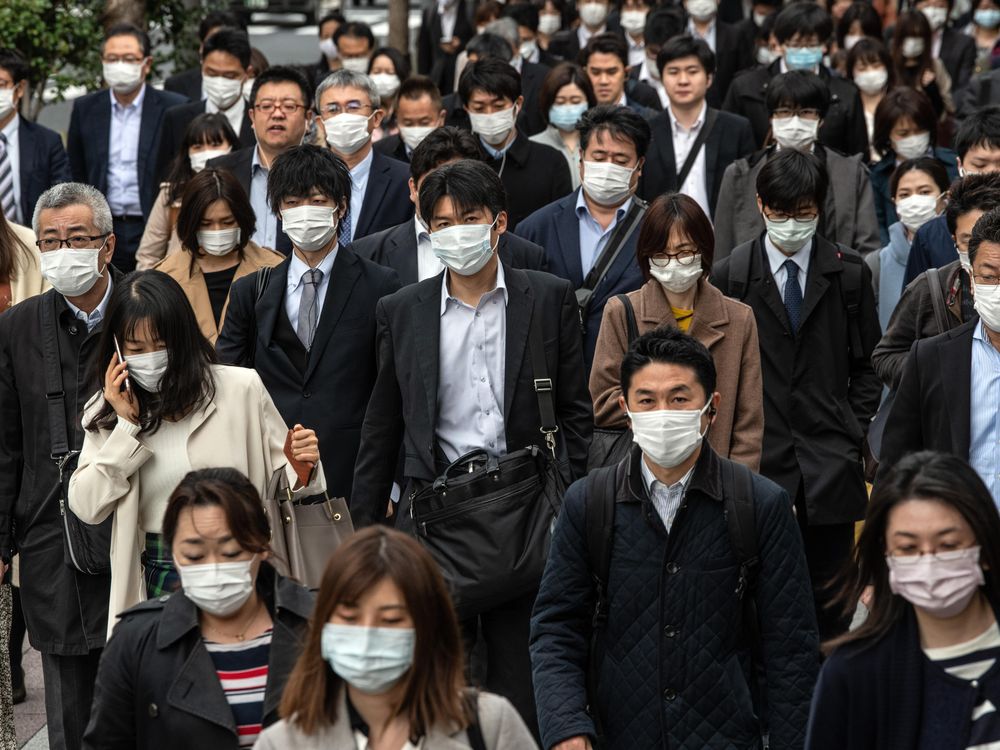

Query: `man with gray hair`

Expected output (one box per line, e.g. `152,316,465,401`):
0,182,117,750
314,69,413,243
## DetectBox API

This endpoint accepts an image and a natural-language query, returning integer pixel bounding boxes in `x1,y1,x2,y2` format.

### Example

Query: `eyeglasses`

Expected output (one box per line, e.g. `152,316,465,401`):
973,273,1000,288
253,100,306,115
321,102,374,116
772,107,821,121
35,234,109,252
764,210,819,223
650,249,700,266
102,56,144,65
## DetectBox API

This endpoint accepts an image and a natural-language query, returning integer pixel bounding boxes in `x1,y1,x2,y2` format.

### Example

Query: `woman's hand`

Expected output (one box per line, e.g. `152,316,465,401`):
290,424,319,465
921,67,936,87
104,353,139,424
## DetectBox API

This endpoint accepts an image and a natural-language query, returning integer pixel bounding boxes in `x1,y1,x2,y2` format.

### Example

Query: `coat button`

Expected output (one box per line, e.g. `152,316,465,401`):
302,391,311,399
666,562,679,574
663,688,676,701
664,625,678,638
148,702,158,717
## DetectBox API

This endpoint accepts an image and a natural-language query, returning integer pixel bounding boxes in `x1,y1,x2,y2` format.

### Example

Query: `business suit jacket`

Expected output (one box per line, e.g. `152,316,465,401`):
353,149,414,240
721,60,869,157
488,133,573,231
877,320,976,482
217,247,401,505
516,187,644,368
373,133,409,162
16,118,71,223
164,67,202,102
67,86,188,219
351,217,548,285
706,21,753,109
351,264,593,527
940,27,976,92
546,20,624,62
417,0,476,94
638,107,755,215
519,59,552,137
712,235,881,525
155,99,256,183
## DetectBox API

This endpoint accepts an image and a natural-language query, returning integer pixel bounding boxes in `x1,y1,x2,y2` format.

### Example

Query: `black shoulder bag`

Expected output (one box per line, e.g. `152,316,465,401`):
409,308,567,620
675,108,718,190
40,299,112,575
587,294,639,471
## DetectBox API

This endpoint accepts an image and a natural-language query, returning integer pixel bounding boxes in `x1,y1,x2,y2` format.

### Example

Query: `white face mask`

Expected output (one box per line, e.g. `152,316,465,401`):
960,250,972,271
430,219,498,276
582,160,637,206
578,1,609,27
341,56,371,74
321,624,416,694
468,106,517,146
628,401,711,469
757,45,778,65
178,557,256,617
398,125,437,151
242,78,254,101
102,61,145,94
764,215,818,252
921,5,948,31
649,256,703,293
319,37,339,61
40,246,105,297
685,0,718,21
854,68,888,95
202,74,244,111
324,113,373,155
0,89,15,120
281,205,339,252
893,131,931,160
519,39,539,60
752,10,769,26
189,147,231,173
771,115,819,151
895,193,939,232
538,13,562,35
197,227,241,256
843,34,862,51
974,282,1000,332
371,73,401,99
125,349,169,393
620,9,648,32
901,36,926,58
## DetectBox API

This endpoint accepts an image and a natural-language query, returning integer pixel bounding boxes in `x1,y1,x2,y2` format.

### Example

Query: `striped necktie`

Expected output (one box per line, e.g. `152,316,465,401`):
0,134,15,222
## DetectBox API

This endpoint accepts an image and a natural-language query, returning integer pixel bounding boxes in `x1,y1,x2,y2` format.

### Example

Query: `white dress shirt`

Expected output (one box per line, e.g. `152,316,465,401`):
250,147,278,250
688,18,718,51
438,0,458,40
284,246,337,329
107,85,146,217
626,32,646,68
1,113,22,224
348,148,374,243
578,23,606,51
206,95,246,140
640,455,695,533
65,274,114,332
415,218,444,281
668,102,711,218
764,233,812,291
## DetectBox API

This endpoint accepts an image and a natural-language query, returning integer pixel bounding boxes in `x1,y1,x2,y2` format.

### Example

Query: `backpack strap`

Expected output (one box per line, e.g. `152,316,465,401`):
464,690,487,750
727,242,755,302
926,267,951,334
835,245,865,363
616,293,639,345
720,460,760,652
246,266,273,366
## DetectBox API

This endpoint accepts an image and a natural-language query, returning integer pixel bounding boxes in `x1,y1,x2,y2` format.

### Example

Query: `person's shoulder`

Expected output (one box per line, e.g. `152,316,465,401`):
519,190,575,228
523,137,567,164
347,246,401,283
518,265,573,296
382,275,432,310
373,149,410,177
210,146,253,170
714,108,753,129
150,86,189,108
108,595,170,644
717,288,756,323
71,89,108,111
0,288,49,328
473,691,537,742
729,64,768,90
211,362,265,392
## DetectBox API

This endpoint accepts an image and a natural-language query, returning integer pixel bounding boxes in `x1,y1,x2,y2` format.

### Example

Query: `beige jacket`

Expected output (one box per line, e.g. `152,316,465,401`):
135,184,183,270
9,222,49,305
254,690,539,750
154,242,284,345
68,364,326,638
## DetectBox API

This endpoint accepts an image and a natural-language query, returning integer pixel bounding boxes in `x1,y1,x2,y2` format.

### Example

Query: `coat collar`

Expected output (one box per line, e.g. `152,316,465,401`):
636,277,730,350
622,438,724,506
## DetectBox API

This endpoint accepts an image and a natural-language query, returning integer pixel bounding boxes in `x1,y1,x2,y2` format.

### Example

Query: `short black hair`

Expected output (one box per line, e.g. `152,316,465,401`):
836,2,882,47
398,75,443,111
657,36,716,77
756,148,829,214
765,70,832,117
0,48,29,84
620,326,717,401
417,159,507,226
578,104,652,159
102,23,151,58
410,126,484,182
954,105,1000,160
945,172,1000,235
504,3,539,32
318,10,347,31
889,156,950,199
465,32,516,62
969,207,1000,265
579,31,629,68
267,144,352,214
644,7,687,48
249,65,312,110
333,21,376,51
458,57,522,105
201,27,252,69
773,2,833,45
369,46,412,80
199,10,246,40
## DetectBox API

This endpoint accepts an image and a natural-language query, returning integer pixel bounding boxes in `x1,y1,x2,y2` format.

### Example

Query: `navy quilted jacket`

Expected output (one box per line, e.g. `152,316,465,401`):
529,445,820,749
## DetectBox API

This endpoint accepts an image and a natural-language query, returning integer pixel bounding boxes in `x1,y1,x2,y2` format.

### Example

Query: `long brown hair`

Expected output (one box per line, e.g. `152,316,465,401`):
279,527,470,735
0,211,31,282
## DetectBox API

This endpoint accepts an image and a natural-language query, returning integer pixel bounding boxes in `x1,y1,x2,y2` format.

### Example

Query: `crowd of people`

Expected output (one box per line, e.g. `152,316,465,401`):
1,0,1000,746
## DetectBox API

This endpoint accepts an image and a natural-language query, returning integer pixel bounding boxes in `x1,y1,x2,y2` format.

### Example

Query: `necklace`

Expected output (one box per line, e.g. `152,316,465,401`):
203,598,263,642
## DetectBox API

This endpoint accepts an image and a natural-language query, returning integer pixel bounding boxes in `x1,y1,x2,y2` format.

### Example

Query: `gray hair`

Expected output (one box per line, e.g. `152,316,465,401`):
314,69,381,112
32,183,113,236
485,18,520,56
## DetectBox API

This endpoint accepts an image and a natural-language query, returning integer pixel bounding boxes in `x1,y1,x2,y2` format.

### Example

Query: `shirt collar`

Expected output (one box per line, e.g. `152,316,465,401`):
616,90,629,107
440,257,507,315
640,453,696,495
975,319,994,343
414,216,430,245
764,233,811,275
110,83,146,112
510,55,523,73
65,273,114,330
287,246,338,289
576,186,633,221
480,134,516,159
1,113,19,142
667,101,707,133
252,146,268,174
350,146,375,183
687,18,716,38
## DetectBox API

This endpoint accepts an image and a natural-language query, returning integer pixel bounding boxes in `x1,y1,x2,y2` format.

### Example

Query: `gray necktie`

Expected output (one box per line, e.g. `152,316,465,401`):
0,134,15,222
296,268,323,349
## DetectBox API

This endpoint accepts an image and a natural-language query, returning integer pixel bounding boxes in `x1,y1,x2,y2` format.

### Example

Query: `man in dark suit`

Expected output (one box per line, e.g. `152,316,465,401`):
711,149,880,639
459,58,573,230
722,3,868,157
374,76,447,163
352,159,592,734
879,208,1000,500
156,28,256,183
218,145,400,503
67,24,187,271
548,0,621,61
628,7,687,109
581,33,661,118
517,105,650,369
356,126,546,285
483,17,553,136
164,9,247,101
914,0,976,91
504,3,561,68
682,4,752,108
417,0,476,95
0,49,71,226
639,36,755,216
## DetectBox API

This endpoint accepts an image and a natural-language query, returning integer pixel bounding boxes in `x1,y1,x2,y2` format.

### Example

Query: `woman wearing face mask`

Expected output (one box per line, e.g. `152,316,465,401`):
806,451,1000,750
966,0,1000,74
68,271,326,637
537,0,567,50
847,38,895,163
153,169,283,345
136,114,240,270
255,526,538,749
831,3,882,75
530,63,597,190
870,87,959,243
368,47,411,142
890,10,954,118
865,157,950,332
590,194,764,470
82,468,314,749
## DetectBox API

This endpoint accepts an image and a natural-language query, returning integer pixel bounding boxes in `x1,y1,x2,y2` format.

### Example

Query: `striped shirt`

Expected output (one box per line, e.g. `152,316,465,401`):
970,321,1000,504
204,629,272,747
925,621,1000,749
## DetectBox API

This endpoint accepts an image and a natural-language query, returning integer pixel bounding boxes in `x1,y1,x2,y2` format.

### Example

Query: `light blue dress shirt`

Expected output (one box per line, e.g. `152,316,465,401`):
640,455,695,534
479,134,516,160
764,233,812,290
1,114,21,224
107,86,145,217
250,147,278,250
284,247,337,330
575,189,631,277
347,148,374,243
65,274,114,332
969,321,1000,502
436,264,509,463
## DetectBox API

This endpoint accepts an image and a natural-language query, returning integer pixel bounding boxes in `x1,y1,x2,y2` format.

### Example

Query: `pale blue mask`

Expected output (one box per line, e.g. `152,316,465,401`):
321,623,416,694
784,46,824,70
975,8,1000,28
549,102,588,131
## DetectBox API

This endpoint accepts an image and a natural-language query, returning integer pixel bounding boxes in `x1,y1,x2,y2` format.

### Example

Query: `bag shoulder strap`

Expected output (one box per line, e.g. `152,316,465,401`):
246,266,273,366
727,242,755,301
926,267,950,334
580,198,648,295
527,303,558,457
676,108,719,189
720,459,761,651
464,690,487,750
836,245,864,362
40,297,71,458
616,293,639,344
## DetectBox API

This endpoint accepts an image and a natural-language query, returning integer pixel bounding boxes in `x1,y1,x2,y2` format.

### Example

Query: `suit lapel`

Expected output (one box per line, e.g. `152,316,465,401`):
385,219,419,286
17,120,35,220
503,267,533,419
555,194,584,285
138,89,162,198
167,644,236,734
704,110,721,207
750,239,793,332
355,151,390,239
257,257,296,372
303,248,363,382
415,279,443,436
940,326,974,458
798,238,836,331
96,95,112,192
652,124,678,192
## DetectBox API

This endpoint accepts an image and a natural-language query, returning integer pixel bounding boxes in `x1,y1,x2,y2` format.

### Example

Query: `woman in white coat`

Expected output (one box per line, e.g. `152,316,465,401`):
69,270,325,637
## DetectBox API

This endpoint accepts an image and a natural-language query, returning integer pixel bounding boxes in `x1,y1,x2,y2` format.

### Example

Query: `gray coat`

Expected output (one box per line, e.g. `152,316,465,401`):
713,145,881,260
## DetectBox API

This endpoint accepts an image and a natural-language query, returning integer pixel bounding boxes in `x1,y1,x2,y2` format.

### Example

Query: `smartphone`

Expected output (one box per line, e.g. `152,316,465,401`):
113,335,130,393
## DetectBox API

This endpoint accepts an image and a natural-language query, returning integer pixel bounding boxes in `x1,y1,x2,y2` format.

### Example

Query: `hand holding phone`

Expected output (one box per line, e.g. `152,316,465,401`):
105,339,138,424
113,336,130,392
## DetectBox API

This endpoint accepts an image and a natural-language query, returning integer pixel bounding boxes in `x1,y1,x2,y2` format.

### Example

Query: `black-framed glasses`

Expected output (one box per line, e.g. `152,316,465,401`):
763,210,819,223
772,107,821,121
36,234,109,252
650,250,700,266
973,273,1000,288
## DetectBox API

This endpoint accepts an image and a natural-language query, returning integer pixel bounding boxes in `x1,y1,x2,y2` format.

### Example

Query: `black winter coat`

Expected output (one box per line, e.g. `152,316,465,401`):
83,564,313,749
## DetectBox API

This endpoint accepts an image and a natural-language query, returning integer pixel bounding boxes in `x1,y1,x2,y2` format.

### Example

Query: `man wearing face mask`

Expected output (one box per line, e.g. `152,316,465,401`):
0,183,120,750
580,33,662,116
913,0,976,91
712,148,881,640
680,0,750,108
531,326,818,750
218,145,400,506
517,105,650,369
67,24,187,273
333,22,377,77
879,207,1000,502
417,0,476,96
314,70,413,244
548,0,619,61
373,76,447,163
483,16,552,137
627,8,686,109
